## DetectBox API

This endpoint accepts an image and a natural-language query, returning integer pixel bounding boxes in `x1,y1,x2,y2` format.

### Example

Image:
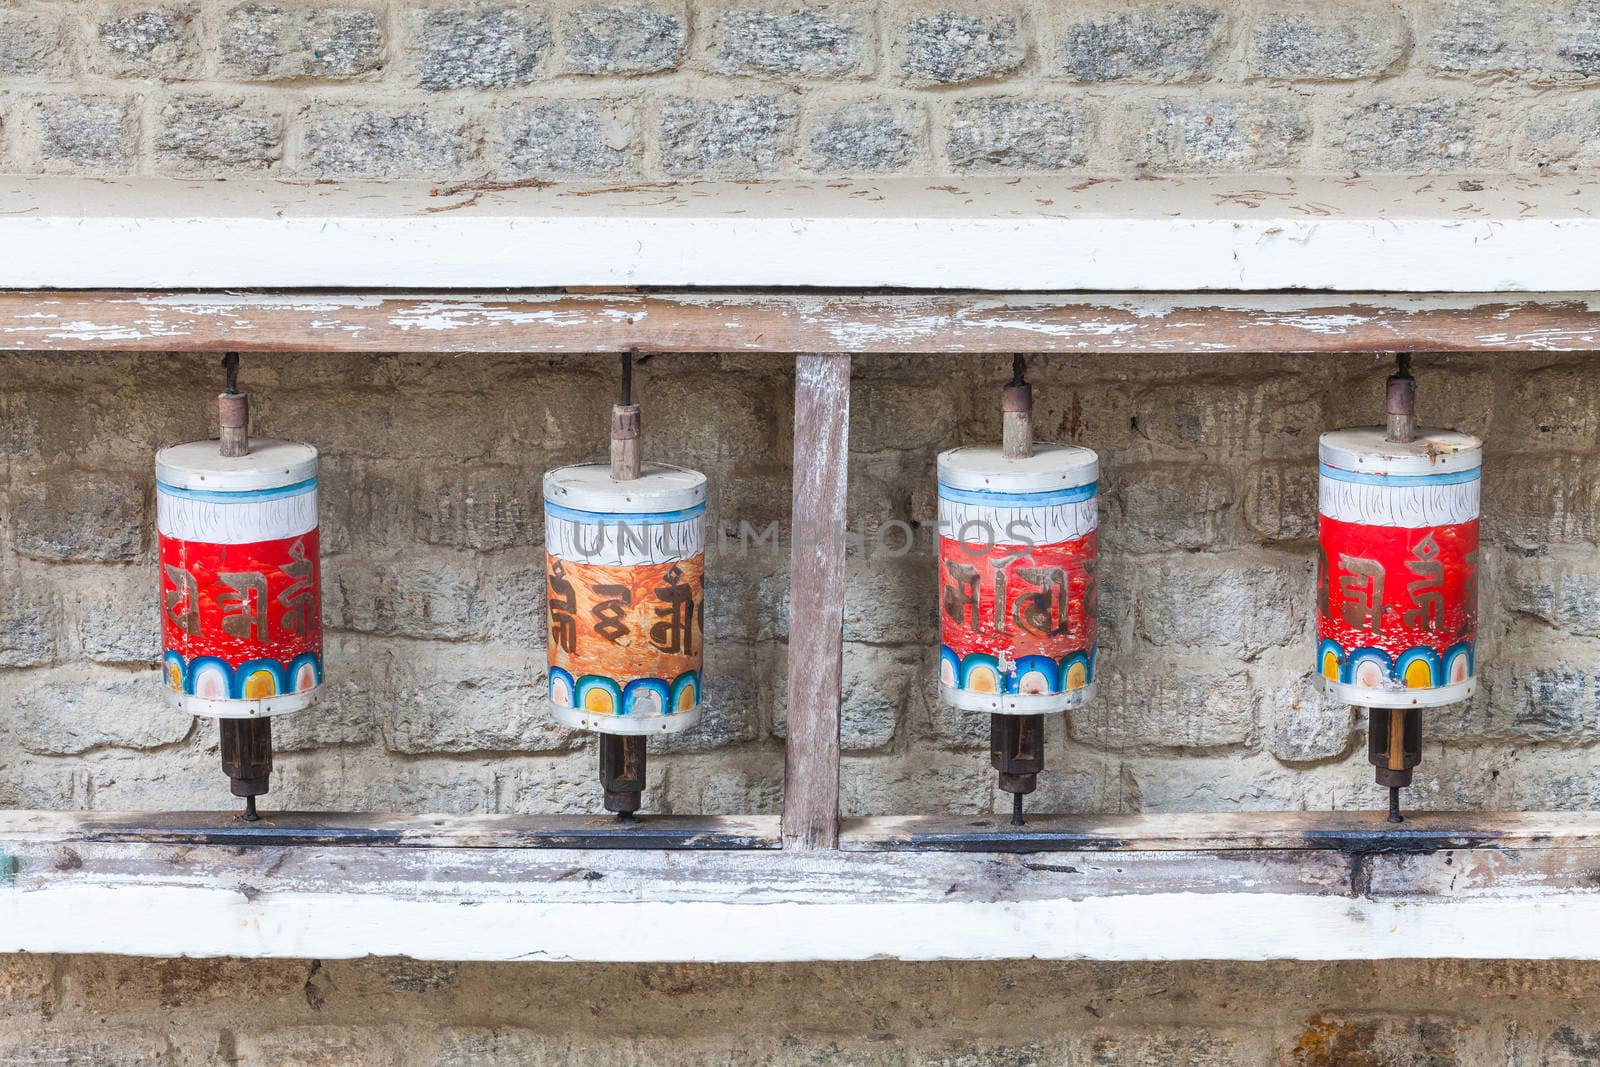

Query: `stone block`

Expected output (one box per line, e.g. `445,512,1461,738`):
23,95,139,173
1263,673,1356,763
297,103,476,178
658,93,797,176
13,666,192,755
11,475,144,561
154,93,283,174
328,556,487,640
93,4,200,79
1278,1013,1466,1066
559,2,686,74
893,7,1027,86
1105,462,1235,553
1242,461,1318,543
1123,95,1309,172
219,3,385,80
1483,454,1600,547
495,98,638,176
808,98,923,172
1502,554,1600,638
1245,6,1405,81
944,94,1092,170
60,566,160,665
0,581,59,668
380,644,578,754
0,7,71,77
406,4,549,90
1523,100,1600,170
708,3,874,78
1070,659,1255,750
1133,555,1307,660
1328,98,1489,172
1054,4,1226,83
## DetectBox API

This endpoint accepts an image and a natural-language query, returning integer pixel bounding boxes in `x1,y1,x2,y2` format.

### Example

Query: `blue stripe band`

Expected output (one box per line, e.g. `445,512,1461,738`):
1319,464,1480,487
937,481,1098,507
546,501,706,524
157,477,317,503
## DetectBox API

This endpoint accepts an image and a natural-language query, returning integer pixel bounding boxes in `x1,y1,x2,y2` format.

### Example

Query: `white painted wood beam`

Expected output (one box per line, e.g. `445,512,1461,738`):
3,175,1597,291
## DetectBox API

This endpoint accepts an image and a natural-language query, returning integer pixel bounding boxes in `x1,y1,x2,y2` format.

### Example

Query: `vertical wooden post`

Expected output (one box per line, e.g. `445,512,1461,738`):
782,354,850,850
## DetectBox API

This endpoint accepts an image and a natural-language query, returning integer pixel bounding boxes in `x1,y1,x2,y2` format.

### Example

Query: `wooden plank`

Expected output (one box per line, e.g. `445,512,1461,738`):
4,809,1589,854
5,292,1600,353
0,810,780,850
783,354,851,850
4,174,1600,290
6,838,1600,961
839,811,1600,853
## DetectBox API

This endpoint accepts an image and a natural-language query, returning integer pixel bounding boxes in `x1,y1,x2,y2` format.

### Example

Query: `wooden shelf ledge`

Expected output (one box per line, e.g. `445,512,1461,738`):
2,174,1598,291
4,291,1600,354
4,810,1600,963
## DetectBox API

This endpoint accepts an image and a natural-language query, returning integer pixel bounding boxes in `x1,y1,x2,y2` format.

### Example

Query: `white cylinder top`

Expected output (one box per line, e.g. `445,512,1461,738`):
155,439,318,491
1319,428,1483,477
544,462,707,515
937,443,1099,493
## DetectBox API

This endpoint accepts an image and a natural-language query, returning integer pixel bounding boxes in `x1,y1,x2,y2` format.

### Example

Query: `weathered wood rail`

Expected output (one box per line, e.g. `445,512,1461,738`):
4,811,1600,962
4,291,1600,353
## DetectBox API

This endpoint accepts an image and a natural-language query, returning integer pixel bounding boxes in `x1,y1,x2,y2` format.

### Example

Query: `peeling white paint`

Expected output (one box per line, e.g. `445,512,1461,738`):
0,176,1598,290
7,883,1600,963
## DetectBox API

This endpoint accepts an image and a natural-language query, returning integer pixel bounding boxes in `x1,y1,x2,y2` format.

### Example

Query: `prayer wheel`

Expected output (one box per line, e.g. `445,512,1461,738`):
544,353,706,817
937,357,1098,824
157,355,321,816
1315,356,1480,820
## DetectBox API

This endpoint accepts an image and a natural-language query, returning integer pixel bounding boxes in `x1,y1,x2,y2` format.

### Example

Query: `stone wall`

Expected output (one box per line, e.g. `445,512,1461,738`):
3,955,1600,1064
0,0,1598,179
3,349,1598,817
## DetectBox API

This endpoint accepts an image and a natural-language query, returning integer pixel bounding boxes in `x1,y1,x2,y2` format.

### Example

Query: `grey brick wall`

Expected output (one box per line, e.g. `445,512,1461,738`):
3,350,1598,818
0,0,1598,178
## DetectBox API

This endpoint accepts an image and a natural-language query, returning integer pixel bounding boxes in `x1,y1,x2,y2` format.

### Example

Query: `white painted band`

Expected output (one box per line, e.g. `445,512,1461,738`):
941,684,1095,715
545,514,704,565
1314,675,1475,710
937,498,1098,546
157,487,318,543
12,883,1600,963
550,703,702,735
164,687,319,720
1318,477,1479,528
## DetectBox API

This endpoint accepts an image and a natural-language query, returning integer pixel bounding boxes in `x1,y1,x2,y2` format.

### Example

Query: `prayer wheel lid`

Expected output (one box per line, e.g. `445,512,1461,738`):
1320,428,1482,477
937,443,1099,493
156,439,318,492
544,462,707,514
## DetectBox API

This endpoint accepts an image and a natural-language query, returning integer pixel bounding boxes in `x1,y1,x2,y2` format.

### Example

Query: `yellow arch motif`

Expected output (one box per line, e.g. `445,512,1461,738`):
1404,658,1434,689
243,671,278,700
966,666,999,693
1065,662,1088,691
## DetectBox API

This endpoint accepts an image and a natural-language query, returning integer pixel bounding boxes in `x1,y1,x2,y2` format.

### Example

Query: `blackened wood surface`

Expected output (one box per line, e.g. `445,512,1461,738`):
839,812,1600,853
0,810,780,849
